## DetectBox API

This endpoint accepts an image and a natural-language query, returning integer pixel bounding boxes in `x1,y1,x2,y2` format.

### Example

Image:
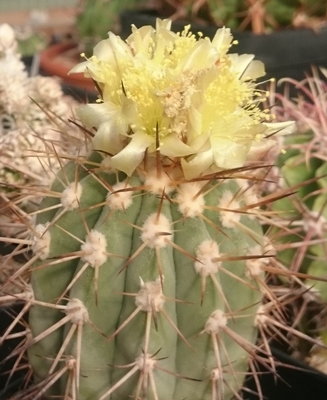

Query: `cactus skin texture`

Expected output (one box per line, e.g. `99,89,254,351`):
28,159,266,400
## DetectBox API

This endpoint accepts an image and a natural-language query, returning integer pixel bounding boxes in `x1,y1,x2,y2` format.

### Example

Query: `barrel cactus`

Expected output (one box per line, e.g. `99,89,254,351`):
2,19,297,400
0,23,84,297
271,68,327,281
0,23,85,254
0,23,80,190
268,68,327,373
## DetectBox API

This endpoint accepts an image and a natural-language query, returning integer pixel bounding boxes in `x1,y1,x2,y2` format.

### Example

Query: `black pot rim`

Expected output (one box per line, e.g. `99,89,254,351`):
120,8,327,36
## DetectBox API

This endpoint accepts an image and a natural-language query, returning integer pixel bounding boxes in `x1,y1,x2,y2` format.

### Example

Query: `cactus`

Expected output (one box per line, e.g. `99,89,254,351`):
271,68,327,276
0,23,87,242
0,24,79,189
26,167,267,400
1,19,307,400
269,68,327,371
0,23,87,299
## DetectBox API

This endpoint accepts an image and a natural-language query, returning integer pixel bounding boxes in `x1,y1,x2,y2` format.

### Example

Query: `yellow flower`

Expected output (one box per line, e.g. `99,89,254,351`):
71,19,287,178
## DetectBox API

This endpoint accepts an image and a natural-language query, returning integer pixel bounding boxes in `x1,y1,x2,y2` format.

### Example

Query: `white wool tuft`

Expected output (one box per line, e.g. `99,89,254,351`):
32,223,51,260
219,191,241,228
204,309,228,334
176,182,205,218
194,240,221,276
61,182,83,210
141,213,172,248
81,230,107,268
106,181,133,210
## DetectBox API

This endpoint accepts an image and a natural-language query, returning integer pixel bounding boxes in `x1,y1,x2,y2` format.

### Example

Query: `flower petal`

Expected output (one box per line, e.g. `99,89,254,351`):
160,135,193,157
242,59,265,80
68,60,88,74
93,121,126,154
182,40,216,72
264,121,296,136
211,137,250,169
229,54,256,79
106,32,132,61
155,18,172,31
76,103,112,128
111,133,154,176
181,149,213,179
126,25,155,56
211,27,233,56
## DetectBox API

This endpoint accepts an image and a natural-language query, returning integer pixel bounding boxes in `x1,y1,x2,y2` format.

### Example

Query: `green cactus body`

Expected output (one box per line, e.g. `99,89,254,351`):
269,68,327,373
28,159,266,400
274,134,327,371
277,145,327,296
273,131,325,268
22,18,287,400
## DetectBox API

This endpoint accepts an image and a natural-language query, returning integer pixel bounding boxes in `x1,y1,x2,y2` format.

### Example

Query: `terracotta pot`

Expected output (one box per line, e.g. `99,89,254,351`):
40,42,96,94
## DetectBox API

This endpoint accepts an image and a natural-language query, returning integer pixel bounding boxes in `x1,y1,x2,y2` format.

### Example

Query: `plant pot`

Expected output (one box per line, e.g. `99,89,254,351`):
1,332,326,400
0,245,29,397
39,41,97,100
120,9,327,83
244,346,327,399
0,304,28,399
